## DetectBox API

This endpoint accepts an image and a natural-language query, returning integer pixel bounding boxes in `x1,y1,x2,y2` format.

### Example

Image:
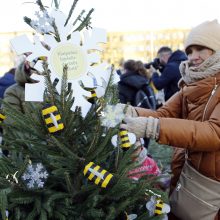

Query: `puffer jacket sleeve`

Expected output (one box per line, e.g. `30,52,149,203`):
159,102,220,151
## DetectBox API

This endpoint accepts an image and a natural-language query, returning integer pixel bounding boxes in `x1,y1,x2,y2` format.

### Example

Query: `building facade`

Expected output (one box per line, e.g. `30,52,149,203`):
102,28,189,67
0,28,189,75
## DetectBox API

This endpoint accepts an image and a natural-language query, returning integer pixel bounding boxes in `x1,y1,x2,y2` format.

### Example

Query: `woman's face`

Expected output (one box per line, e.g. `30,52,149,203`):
186,45,214,67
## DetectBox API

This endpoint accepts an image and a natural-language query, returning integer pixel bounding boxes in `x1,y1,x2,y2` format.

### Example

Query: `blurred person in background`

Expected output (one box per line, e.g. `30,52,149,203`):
149,46,187,101
3,55,39,114
116,58,124,76
118,59,149,105
0,68,16,100
0,55,25,101
118,59,155,149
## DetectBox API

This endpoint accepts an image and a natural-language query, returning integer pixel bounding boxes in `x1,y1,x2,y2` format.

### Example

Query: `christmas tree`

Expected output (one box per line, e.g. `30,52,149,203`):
0,1,168,219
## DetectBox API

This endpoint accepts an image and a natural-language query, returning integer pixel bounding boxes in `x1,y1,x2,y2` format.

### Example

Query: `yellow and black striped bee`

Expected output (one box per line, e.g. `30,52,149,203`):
119,128,132,150
154,199,164,215
146,195,170,217
42,104,64,134
83,162,114,188
86,88,97,104
30,56,47,70
0,113,6,123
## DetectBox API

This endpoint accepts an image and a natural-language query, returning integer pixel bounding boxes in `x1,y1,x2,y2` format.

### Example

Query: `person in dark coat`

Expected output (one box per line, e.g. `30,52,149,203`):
150,47,187,101
118,59,149,105
118,59,151,149
0,68,16,99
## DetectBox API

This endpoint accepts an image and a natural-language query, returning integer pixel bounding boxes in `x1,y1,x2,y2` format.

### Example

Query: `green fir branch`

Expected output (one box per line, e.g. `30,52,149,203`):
23,16,33,29
39,209,47,220
26,206,38,220
74,8,94,32
0,188,10,220
43,62,56,105
50,135,84,162
53,211,66,220
64,172,75,196
51,0,60,9
9,193,35,205
51,20,61,42
36,0,46,11
72,10,85,27
60,65,68,111
64,0,79,26
46,192,69,208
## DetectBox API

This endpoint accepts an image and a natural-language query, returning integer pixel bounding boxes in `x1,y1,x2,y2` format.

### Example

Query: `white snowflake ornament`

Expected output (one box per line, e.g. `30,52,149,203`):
30,11,54,34
10,7,111,117
21,163,48,189
100,104,125,128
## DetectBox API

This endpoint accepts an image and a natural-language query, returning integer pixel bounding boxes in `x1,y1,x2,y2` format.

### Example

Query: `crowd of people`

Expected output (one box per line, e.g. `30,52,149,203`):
1,19,220,219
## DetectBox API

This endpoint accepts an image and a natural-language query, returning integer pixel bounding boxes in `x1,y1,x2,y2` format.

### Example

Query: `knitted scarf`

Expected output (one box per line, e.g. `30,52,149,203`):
179,51,220,84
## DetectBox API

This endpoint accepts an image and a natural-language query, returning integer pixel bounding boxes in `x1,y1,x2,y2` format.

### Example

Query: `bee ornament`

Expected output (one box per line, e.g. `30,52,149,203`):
30,56,47,70
42,104,64,134
119,128,132,150
0,113,6,123
111,128,136,150
83,162,114,188
86,88,97,104
146,195,170,220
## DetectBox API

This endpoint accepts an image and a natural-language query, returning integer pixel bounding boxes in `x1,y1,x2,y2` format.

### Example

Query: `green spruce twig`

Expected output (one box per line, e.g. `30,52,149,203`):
36,0,46,11
23,16,32,28
51,20,61,42
64,172,76,196
60,65,68,111
72,10,85,27
74,8,94,32
51,0,60,9
64,0,79,26
43,62,55,105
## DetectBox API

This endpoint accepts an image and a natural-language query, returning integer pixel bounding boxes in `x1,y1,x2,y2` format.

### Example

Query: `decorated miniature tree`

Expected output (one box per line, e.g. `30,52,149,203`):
0,1,168,219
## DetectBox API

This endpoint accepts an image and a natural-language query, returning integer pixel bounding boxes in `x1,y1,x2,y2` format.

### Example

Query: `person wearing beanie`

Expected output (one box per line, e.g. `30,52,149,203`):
120,19,220,220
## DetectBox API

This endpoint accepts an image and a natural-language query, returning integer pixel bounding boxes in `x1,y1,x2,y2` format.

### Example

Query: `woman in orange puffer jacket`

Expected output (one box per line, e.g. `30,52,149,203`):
121,19,220,220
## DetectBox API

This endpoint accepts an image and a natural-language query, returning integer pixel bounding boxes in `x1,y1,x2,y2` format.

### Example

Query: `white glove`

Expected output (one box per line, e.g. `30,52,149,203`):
121,116,159,139
116,103,138,117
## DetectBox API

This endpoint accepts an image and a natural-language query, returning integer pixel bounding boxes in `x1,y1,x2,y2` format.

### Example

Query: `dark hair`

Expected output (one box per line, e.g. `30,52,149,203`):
123,59,136,72
123,60,146,76
157,46,172,54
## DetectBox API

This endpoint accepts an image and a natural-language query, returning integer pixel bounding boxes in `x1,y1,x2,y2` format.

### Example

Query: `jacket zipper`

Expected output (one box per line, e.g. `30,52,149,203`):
202,78,218,122
198,78,218,168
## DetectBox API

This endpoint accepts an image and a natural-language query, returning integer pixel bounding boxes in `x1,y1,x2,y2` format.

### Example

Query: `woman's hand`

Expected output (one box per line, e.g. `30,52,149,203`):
121,116,159,139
